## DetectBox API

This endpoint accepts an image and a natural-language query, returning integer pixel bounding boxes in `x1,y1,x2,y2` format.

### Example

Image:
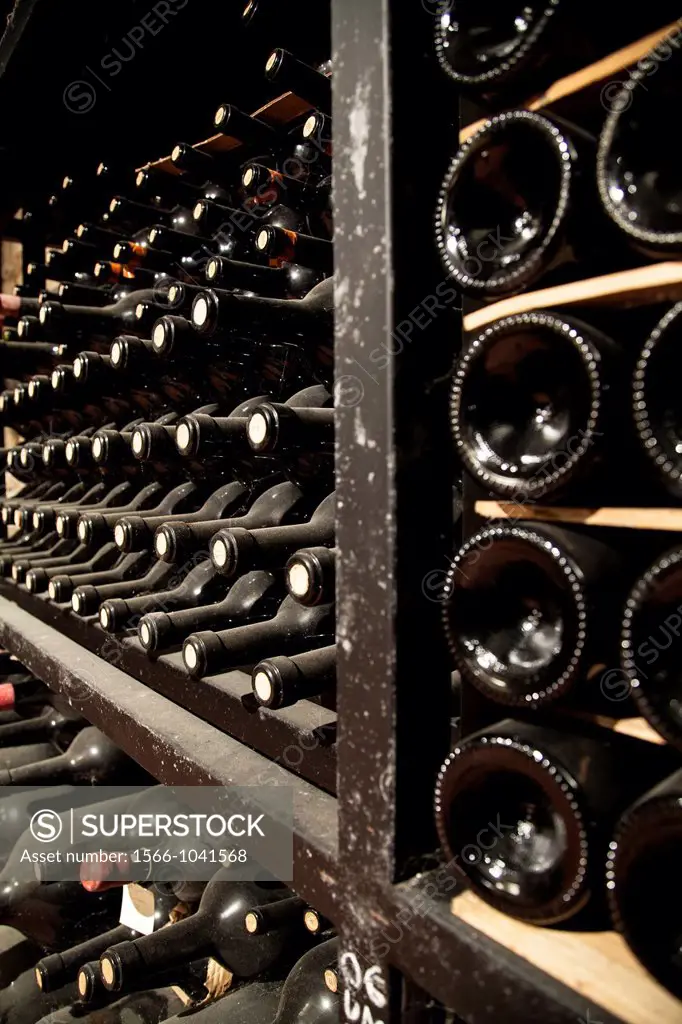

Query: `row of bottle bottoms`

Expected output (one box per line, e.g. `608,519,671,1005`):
453,303,682,503
433,3,680,102
434,715,682,999
435,28,680,301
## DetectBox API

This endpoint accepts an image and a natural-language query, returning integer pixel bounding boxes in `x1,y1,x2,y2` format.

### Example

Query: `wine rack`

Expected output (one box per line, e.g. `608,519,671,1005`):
0,3,680,1024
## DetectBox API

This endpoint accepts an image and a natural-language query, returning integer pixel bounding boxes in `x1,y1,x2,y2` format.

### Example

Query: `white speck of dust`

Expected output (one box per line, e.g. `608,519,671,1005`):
354,408,367,448
349,76,371,201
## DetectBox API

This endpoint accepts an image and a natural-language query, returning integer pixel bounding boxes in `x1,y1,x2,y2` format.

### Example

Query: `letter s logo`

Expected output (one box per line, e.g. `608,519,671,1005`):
30,810,63,843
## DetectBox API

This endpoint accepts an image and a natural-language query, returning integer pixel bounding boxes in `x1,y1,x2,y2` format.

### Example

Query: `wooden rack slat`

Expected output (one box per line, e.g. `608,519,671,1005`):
474,501,682,532
463,263,682,335
451,892,682,1024
459,22,680,142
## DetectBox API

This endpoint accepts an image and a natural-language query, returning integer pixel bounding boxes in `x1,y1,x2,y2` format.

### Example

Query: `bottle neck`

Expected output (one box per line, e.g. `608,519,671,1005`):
103,911,212,991
185,597,334,675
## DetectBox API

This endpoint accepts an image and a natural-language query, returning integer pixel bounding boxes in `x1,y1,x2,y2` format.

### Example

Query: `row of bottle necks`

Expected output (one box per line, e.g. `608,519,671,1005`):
0,465,337,692
18,52,334,275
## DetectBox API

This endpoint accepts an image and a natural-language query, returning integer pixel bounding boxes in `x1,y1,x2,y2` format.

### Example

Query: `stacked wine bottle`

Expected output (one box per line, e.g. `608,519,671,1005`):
431,5,682,1005
0,16,336,718
0,653,338,1023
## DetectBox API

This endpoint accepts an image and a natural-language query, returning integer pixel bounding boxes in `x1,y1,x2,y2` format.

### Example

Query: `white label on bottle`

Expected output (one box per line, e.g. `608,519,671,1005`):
119,883,156,935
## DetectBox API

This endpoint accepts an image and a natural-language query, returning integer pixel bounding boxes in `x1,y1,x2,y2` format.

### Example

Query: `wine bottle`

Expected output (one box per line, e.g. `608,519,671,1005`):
633,302,682,500
252,645,336,709
285,546,335,606
204,254,318,299
56,983,185,1020
0,676,48,717
434,4,681,100
138,569,283,654
170,397,276,473
134,167,226,209
111,241,181,278
153,481,305,565
450,310,624,500
107,197,172,235
0,728,148,785
39,290,162,343
71,559,178,618
442,522,630,708
146,224,220,260
246,402,334,454
254,225,333,274
170,142,221,182
0,708,84,748
606,768,682,999
99,875,294,988
209,492,335,578
620,540,682,749
75,221,124,251
270,938,339,1024
16,315,42,340
190,198,253,248
599,32,682,260
302,907,333,936
242,162,315,204
301,110,332,155
0,341,67,379
433,718,679,924
244,894,307,935
264,49,332,115
188,275,328,339
47,239,98,276
0,965,78,1024
129,421,181,463
183,593,335,677
435,110,626,299
0,742,59,770
108,336,207,413
99,559,231,635
114,480,249,554
94,259,165,291
212,103,277,147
